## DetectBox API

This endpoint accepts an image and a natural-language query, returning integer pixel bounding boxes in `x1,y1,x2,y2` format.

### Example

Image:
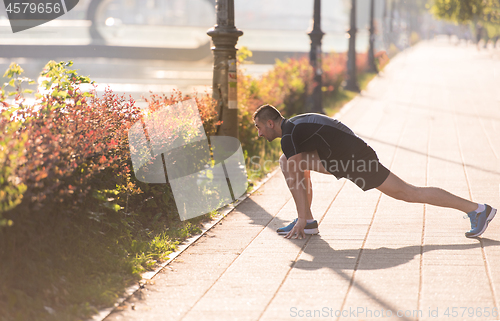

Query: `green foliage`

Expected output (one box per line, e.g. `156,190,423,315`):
0,108,27,219
2,63,35,98
237,46,253,64
1,60,143,217
0,64,31,226
38,61,93,103
430,0,500,25
484,20,500,36
430,0,500,38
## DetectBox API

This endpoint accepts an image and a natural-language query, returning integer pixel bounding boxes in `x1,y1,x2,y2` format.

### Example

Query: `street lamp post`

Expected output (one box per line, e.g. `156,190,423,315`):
207,0,243,139
345,0,360,92
368,0,378,73
383,0,390,50
308,0,325,114
389,0,395,44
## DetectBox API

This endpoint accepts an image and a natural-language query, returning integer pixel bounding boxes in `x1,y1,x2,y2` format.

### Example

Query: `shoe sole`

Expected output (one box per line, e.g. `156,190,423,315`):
466,208,497,238
277,228,319,235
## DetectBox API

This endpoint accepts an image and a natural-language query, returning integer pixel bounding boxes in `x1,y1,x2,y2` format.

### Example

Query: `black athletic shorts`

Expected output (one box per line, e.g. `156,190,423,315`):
318,144,390,191
281,114,391,191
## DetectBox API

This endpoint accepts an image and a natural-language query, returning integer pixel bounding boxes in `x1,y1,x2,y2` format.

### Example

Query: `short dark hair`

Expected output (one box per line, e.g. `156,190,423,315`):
253,104,283,122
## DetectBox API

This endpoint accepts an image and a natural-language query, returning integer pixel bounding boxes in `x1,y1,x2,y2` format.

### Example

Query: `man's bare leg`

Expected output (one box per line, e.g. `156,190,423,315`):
279,153,313,221
280,151,328,212
279,151,330,238
376,172,478,213
304,170,312,207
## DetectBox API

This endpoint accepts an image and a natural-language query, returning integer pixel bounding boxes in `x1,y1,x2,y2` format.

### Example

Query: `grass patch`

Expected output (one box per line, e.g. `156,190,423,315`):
0,204,209,321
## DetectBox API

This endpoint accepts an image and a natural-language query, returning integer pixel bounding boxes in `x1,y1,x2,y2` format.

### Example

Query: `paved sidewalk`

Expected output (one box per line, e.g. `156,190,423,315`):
106,40,500,321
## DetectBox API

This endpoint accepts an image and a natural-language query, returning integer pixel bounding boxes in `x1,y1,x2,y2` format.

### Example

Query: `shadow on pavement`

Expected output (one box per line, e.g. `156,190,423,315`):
296,236,500,271
237,192,292,230
287,236,500,321
238,193,500,321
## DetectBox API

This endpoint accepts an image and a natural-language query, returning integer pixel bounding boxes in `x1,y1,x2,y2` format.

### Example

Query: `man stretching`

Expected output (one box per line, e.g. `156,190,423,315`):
253,104,497,239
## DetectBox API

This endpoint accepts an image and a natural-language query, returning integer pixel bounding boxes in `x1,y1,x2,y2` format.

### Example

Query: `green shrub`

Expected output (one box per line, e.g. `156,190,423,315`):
0,63,31,225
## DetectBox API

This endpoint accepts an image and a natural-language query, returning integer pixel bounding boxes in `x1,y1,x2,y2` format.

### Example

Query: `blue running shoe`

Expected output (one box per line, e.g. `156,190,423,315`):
277,219,319,235
465,204,497,238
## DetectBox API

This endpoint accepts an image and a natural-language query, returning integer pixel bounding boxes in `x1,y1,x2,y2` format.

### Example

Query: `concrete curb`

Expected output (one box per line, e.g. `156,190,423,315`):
90,168,281,321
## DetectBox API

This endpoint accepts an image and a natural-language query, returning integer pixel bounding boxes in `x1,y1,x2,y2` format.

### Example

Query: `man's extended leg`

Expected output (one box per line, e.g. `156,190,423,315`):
376,172,477,213
376,172,497,237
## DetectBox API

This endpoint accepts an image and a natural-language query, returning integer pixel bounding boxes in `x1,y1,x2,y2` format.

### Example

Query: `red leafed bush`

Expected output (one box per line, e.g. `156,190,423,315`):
375,51,390,70
238,50,388,118
0,61,223,221
142,90,220,140
1,61,142,213
322,52,348,93
237,55,314,118
130,90,221,202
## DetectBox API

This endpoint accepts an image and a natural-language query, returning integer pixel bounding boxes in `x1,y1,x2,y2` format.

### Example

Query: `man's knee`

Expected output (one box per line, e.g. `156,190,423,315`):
394,184,420,203
379,173,420,203
284,173,308,190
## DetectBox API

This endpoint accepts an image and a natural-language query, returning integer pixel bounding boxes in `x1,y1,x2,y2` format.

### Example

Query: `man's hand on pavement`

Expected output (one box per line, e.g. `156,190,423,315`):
285,218,307,239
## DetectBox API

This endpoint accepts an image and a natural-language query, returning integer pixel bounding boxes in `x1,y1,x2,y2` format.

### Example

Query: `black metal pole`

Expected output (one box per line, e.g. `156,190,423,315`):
308,0,325,114
389,0,394,33
382,0,387,47
345,0,360,92
368,0,378,73
207,0,243,139
395,0,402,46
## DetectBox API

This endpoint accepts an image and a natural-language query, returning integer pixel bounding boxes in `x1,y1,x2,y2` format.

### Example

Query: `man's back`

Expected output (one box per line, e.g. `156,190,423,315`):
280,113,365,163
